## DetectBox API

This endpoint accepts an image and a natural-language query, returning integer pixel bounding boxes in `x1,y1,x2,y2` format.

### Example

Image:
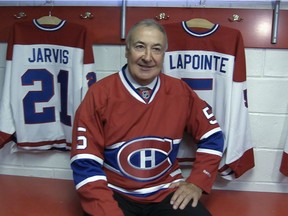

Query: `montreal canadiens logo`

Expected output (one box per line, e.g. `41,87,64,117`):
118,137,173,181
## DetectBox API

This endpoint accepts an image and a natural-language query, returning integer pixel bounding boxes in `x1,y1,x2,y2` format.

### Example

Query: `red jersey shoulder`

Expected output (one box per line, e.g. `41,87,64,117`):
159,73,199,97
11,20,92,48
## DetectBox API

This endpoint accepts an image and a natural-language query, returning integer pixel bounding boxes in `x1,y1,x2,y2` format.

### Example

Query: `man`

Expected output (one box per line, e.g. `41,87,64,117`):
70,19,224,216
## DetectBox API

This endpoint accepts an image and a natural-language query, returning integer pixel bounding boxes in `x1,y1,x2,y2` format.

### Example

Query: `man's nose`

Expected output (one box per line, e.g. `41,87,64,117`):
142,48,152,62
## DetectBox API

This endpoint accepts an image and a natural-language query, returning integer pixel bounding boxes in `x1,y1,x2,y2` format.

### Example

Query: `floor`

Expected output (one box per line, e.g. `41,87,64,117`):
0,175,287,216
201,190,288,216
0,175,83,216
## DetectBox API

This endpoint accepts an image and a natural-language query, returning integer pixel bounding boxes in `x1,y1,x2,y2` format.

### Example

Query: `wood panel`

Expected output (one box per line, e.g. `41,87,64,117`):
0,6,123,44
0,6,287,48
126,7,273,48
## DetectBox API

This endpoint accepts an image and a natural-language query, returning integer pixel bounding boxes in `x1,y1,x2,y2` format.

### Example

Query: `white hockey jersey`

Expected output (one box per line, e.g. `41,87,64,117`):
0,19,96,151
163,21,255,179
280,133,288,176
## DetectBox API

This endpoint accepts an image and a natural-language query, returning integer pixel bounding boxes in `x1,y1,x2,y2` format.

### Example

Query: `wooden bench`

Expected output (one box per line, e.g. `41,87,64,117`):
0,175,287,216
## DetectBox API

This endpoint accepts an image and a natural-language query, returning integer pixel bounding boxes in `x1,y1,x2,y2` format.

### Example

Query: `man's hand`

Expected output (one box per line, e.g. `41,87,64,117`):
169,181,203,210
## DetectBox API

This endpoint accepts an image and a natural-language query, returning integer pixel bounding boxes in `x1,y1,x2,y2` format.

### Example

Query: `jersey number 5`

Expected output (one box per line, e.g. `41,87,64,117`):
77,127,87,150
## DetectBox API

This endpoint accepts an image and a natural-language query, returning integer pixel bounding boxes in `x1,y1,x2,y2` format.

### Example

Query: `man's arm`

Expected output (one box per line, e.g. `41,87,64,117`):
170,87,224,210
70,89,124,216
169,131,224,210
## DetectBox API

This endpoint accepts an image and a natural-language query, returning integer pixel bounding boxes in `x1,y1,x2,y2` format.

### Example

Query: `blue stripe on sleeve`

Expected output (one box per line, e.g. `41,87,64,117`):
197,131,224,152
71,158,106,186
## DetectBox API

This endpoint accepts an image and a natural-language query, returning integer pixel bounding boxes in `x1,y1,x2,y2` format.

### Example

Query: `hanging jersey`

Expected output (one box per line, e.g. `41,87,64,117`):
70,66,224,215
162,21,255,179
280,134,288,176
0,19,96,151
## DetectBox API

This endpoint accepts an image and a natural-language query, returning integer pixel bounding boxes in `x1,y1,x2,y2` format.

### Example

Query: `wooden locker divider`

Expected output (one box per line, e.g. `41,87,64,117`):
0,6,287,48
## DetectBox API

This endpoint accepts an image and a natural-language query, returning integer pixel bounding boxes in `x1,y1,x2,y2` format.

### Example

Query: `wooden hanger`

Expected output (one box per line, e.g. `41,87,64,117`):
185,18,215,29
37,2,62,25
37,15,62,25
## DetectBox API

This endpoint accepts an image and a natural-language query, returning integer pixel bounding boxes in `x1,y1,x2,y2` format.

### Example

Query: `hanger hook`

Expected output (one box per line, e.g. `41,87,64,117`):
155,13,169,21
80,12,94,19
14,11,27,19
49,1,54,16
44,0,54,16
228,14,243,22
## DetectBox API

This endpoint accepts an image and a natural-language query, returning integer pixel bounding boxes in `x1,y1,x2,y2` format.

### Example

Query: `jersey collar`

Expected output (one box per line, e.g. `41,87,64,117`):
33,19,66,31
181,21,219,38
119,64,160,104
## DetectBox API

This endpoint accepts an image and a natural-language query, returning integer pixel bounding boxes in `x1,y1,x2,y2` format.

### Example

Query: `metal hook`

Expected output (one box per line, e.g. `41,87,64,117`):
155,13,169,21
80,12,94,19
44,0,54,16
228,14,243,22
14,12,27,19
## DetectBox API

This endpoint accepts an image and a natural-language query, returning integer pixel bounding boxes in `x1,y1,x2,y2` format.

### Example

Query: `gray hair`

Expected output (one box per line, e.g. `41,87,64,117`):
125,19,168,51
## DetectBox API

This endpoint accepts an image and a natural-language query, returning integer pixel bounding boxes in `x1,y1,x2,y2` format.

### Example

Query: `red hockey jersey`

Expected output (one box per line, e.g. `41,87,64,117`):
162,21,255,179
0,19,96,150
70,66,224,215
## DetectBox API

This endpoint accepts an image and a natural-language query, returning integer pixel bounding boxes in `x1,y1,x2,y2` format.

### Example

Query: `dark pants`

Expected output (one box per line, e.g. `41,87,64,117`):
84,192,211,216
118,192,212,216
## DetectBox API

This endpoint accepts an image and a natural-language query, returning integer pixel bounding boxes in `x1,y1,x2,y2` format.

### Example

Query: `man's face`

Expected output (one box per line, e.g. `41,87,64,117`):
125,25,166,86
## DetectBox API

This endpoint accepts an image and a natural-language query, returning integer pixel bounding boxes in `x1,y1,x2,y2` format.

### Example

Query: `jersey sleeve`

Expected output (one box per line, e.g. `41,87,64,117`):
70,86,124,216
0,32,16,148
218,32,255,179
184,88,224,193
81,27,97,97
280,133,288,176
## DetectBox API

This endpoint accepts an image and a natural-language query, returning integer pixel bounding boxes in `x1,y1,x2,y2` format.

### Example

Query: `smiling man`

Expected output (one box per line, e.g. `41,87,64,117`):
70,19,224,216
125,20,167,86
